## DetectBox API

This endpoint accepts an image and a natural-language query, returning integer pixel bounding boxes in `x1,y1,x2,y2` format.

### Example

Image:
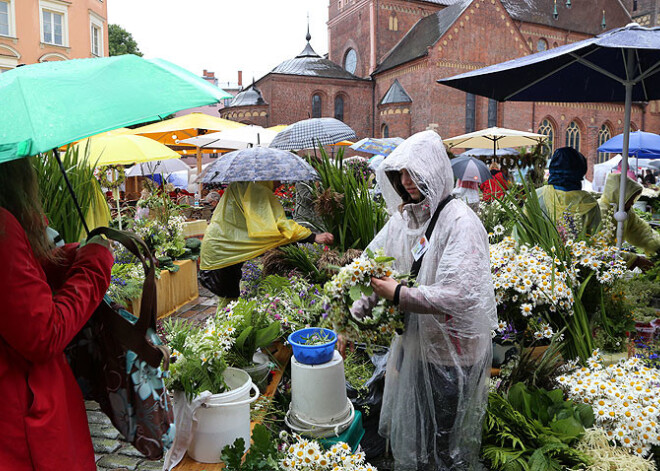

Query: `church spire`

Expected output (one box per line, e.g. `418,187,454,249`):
306,13,312,42
296,18,320,58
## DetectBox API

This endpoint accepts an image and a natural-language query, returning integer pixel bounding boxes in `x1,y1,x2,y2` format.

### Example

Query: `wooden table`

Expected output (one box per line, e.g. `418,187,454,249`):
174,345,292,470
130,259,199,319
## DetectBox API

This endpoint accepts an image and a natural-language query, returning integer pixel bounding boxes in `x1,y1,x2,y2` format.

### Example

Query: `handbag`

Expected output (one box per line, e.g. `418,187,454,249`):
65,227,175,460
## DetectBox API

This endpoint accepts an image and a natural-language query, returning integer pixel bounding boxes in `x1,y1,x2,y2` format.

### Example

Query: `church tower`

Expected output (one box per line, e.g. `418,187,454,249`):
624,0,660,25
327,0,443,78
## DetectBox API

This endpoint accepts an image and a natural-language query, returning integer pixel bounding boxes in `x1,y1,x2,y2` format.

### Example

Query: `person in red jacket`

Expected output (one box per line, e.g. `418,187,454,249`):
481,162,509,201
0,157,113,471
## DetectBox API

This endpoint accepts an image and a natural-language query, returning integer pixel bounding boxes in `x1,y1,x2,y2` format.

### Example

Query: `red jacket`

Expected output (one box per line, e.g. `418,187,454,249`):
481,171,508,201
0,209,113,471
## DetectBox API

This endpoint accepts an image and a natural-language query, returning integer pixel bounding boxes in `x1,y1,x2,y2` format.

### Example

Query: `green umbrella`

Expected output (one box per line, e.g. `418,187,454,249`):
0,54,232,163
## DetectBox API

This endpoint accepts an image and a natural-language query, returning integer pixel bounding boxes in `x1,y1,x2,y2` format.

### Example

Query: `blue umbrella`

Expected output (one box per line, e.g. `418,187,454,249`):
199,147,318,184
597,130,660,158
438,24,660,247
450,156,493,184
350,137,404,156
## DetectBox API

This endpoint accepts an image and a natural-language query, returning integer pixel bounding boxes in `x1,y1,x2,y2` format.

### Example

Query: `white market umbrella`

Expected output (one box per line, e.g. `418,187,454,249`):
126,159,191,177
181,125,278,150
444,127,547,158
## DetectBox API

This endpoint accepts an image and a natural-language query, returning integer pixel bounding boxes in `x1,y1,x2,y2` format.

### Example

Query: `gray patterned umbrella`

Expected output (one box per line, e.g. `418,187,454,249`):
199,146,319,183
269,117,357,151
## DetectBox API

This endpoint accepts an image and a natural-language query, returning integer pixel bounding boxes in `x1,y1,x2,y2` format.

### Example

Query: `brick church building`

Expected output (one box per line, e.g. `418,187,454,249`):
221,0,660,177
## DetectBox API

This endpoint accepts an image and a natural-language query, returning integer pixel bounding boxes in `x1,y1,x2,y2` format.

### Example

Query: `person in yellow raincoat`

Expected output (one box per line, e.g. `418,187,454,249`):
536,147,601,234
199,181,333,299
599,172,660,265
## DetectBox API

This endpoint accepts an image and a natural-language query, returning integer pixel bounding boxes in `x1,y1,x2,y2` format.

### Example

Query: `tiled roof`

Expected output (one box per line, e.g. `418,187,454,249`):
500,0,632,36
374,0,472,74
270,41,365,80
380,79,413,104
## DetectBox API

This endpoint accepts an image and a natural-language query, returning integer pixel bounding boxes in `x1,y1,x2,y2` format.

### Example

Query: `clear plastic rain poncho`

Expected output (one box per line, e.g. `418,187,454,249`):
367,131,496,470
200,181,311,271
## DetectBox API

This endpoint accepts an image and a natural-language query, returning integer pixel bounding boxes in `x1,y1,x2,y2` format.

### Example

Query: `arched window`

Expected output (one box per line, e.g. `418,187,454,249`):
344,48,357,74
537,38,548,52
565,120,581,151
527,37,533,50
597,123,612,163
538,118,555,155
389,13,398,31
312,94,322,118
381,123,389,138
334,95,344,122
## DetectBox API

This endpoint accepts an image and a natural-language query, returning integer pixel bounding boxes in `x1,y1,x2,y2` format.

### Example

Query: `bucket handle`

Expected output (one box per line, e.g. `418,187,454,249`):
200,384,260,408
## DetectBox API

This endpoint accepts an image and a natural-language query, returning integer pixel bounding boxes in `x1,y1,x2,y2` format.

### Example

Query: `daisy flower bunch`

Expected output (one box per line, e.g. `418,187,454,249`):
322,249,404,344
280,435,377,471
556,350,660,456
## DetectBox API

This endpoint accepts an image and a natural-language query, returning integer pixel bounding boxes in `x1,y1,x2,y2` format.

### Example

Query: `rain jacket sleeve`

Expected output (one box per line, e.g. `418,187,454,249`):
536,185,601,234
200,182,311,271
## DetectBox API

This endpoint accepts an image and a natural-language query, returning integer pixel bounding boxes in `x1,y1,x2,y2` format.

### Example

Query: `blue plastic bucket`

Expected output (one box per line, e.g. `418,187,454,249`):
288,328,337,365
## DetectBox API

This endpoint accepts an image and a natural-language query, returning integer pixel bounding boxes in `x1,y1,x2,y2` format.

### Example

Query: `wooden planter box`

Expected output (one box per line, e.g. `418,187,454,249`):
129,259,199,319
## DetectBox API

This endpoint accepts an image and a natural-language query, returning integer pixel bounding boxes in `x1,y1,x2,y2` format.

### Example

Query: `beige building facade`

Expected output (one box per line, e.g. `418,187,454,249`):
0,0,108,72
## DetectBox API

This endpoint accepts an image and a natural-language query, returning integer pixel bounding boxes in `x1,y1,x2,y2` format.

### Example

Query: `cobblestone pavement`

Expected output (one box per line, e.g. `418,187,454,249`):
88,285,217,471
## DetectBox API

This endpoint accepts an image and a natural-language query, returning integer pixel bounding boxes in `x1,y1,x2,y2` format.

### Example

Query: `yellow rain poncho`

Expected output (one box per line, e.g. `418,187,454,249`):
200,181,312,271
599,173,660,257
79,181,111,240
536,185,601,234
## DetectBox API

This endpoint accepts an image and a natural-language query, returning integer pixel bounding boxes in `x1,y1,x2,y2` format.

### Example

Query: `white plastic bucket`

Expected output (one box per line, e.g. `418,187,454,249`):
290,350,349,424
188,368,259,463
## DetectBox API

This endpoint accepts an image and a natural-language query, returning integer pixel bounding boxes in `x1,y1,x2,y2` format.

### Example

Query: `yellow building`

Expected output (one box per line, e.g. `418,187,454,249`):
0,0,108,71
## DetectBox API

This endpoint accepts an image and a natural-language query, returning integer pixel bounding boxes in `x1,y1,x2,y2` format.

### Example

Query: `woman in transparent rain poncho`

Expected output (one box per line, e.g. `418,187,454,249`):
350,131,496,470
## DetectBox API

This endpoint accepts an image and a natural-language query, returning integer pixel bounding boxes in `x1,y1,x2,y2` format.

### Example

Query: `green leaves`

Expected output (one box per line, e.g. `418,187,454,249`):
220,424,280,470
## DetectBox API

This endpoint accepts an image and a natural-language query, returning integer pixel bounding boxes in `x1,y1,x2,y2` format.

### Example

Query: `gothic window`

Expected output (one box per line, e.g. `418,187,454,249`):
381,123,389,138
389,13,398,31
537,38,548,52
565,121,581,151
334,95,345,122
465,93,476,133
312,94,322,118
597,123,612,163
344,48,357,74
538,118,555,155
488,99,498,127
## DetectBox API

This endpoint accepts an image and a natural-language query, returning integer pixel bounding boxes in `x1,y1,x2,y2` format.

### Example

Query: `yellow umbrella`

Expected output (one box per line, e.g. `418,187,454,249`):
73,134,180,166
129,113,245,178
267,124,288,133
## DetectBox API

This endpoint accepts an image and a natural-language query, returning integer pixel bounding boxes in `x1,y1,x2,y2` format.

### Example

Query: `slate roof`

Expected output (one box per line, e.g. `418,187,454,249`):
501,0,632,36
227,84,267,107
374,0,472,74
269,39,365,81
380,79,413,104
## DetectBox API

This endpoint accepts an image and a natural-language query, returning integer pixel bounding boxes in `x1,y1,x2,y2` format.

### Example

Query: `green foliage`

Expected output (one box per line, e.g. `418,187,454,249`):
308,146,387,251
279,243,327,283
33,147,99,243
108,24,143,57
107,262,144,306
220,424,281,470
482,383,593,471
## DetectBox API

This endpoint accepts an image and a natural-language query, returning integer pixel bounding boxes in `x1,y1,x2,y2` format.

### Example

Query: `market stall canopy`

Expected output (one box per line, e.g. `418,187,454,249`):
460,147,520,158
73,135,180,166
597,130,660,158
126,159,191,177
269,118,357,151
350,137,405,156
450,155,493,183
0,55,231,163
128,112,245,147
199,147,319,184
180,125,279,149
437,24,660,247
444,127,547,154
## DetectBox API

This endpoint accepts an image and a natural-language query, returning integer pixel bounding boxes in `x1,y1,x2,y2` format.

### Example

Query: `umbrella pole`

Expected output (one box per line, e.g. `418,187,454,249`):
53,149,91,237
114,167,122,230
196,146,202,199
615,51,635,250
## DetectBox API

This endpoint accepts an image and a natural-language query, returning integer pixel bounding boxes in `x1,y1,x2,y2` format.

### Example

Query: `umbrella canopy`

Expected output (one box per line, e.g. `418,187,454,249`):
450,156,493,184
648,161,660,170
126,159,191,177
269,118,357,151
73,135,180,166
200,147,318,184
437,23,660,248
350,137,405,156
180,125,279,149
0,55,231,163
444,127,546,157
460,147,520,158
597,130,660,158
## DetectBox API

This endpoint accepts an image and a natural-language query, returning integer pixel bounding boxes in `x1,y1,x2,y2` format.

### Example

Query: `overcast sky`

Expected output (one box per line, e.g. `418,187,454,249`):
107,0,329,89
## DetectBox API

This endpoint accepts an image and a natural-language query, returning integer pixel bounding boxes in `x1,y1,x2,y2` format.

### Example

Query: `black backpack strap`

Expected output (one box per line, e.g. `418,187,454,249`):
410,194,454,279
